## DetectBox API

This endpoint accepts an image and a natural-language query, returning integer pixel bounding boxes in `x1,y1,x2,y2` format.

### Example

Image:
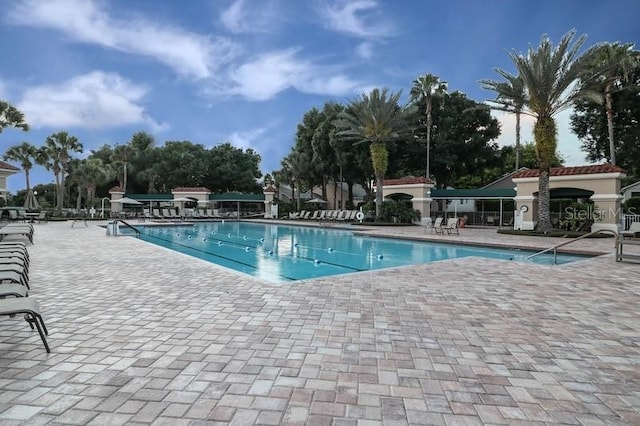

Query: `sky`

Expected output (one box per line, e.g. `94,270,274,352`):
0,0,638,193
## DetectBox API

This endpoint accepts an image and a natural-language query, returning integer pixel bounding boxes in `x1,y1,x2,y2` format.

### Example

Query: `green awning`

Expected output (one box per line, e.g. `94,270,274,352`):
429,188,516,199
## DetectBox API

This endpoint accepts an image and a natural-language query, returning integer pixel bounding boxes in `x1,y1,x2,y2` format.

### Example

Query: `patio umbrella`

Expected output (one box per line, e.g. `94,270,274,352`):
110,197,142,205
308,197,327,204
23,189,40,210
172,197,195,203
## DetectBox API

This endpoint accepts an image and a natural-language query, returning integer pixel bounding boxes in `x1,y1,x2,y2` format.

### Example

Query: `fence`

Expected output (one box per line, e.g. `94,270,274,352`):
623,214,640,230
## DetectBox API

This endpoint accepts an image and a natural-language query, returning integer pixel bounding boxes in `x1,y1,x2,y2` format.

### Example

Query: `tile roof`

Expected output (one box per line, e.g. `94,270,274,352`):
383,176,434,186
513,164,625,178
0,160,20,171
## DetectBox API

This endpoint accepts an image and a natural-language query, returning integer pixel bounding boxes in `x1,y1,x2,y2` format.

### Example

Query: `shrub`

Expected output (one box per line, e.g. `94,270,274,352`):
623,197,640,215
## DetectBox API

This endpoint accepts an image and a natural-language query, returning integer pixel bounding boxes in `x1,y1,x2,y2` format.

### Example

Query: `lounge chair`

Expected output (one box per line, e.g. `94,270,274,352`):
621,222,640,239
0,298,50,352
433,217,445,234
0,283,28,298
309,211,321,220
36,211,48,223
443,218,460,235
0,225,34,244
420,217,433,233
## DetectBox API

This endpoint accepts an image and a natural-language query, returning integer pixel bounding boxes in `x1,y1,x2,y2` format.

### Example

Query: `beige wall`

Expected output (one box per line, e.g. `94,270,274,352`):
513,172,625,232
381,183,434,220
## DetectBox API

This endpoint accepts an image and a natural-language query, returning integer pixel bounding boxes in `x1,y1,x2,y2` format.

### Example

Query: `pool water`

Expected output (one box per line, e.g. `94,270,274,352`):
128,222,588,283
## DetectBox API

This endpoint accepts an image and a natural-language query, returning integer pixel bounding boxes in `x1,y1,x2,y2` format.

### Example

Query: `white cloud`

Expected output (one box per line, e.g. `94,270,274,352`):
220,0,277,34
226,127,269,150
355,42,374,59
9,0,237,79
18,71,167,131
210,49,362,101
318,0,393,38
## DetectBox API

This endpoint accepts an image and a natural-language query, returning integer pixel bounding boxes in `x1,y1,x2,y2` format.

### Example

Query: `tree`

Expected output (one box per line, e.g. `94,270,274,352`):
336,88,414,221
480,71,527,170
38,131,83,210
572,42,640,167
0,101,29,133
70,158,113,208
498,29,602,232
112,143,134,193
589,42,639,165
3,142,38,191
410,74,447,179
571,67,640,174
428,91,501,189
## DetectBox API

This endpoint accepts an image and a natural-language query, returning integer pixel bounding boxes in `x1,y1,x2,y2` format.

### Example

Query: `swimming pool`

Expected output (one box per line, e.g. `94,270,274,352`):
130,222,588,283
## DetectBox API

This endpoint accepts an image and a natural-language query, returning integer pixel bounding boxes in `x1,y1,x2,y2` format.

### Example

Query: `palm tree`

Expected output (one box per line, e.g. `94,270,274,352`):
3,142,38,191
37,131,83,210
502,29,602,232
588,42,640,165
336,88,412,221
480,72,527,170
410,74,447,179
0,100,29,133
70,158,113,208
112,143,134,192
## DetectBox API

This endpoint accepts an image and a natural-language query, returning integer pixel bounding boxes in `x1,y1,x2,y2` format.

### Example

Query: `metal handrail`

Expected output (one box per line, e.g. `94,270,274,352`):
113,219,140,239
524,229,619,265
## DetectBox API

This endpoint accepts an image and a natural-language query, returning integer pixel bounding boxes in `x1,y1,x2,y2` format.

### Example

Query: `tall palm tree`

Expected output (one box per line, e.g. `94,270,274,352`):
588,42,640,165
410,74,447,179
503,29,602,232
112,143,134,192
3,142,38,191
480,72,527,170
37,131,83,210
336,88,412,221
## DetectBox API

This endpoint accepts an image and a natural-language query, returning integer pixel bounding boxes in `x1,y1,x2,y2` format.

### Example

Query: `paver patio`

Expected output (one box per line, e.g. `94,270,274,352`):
0,220,639,425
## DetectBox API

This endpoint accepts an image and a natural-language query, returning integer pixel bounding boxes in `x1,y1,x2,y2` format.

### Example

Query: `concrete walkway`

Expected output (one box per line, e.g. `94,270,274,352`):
0,221,639,425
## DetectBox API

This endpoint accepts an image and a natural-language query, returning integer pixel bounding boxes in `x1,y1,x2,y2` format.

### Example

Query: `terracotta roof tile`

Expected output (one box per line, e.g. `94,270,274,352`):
172,187,211,192
263,185,276,193
382,176,434,186
513,164,625,178
109,186,123,192
0,161,20,171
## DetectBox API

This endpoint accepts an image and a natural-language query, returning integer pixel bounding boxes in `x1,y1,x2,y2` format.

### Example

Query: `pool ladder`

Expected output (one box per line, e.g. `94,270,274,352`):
110,219,141,239
525,229,619,265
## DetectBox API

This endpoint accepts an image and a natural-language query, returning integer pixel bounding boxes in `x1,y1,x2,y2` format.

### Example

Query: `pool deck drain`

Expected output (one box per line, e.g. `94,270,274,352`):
0,220,638,425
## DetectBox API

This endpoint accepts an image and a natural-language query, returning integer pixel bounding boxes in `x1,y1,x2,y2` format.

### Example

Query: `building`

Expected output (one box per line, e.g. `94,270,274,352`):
0,161,21,201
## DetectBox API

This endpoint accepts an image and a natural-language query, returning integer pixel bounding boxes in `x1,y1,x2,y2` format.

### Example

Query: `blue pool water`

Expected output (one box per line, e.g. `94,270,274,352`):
128,222,588,283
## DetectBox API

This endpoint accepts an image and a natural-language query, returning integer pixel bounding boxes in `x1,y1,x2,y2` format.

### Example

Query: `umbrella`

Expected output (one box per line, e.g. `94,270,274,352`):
110,197,142,205
307,197,327,204
172,197,195,203
23,189,40,210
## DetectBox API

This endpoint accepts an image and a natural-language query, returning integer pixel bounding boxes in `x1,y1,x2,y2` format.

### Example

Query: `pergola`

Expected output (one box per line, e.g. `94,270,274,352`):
429,188,516,226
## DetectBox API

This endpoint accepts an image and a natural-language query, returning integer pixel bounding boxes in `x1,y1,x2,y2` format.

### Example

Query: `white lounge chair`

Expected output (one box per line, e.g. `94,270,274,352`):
443,218,459,236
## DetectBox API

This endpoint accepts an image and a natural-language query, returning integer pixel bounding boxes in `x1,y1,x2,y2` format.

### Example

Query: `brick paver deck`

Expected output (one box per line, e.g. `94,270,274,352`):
0,221,639,425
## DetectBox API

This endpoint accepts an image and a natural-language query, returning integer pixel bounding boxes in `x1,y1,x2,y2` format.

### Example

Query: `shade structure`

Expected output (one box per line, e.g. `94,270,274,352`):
110,197,142,205
307,197,327,204
23,189,40,210
172,197,195,203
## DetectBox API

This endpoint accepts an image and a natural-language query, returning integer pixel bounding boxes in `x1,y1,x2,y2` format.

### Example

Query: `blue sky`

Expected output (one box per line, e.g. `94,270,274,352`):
0,0,638,192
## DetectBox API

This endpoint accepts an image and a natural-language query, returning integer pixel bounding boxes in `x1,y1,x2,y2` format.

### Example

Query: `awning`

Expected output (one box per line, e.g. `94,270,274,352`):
429,188,516,200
